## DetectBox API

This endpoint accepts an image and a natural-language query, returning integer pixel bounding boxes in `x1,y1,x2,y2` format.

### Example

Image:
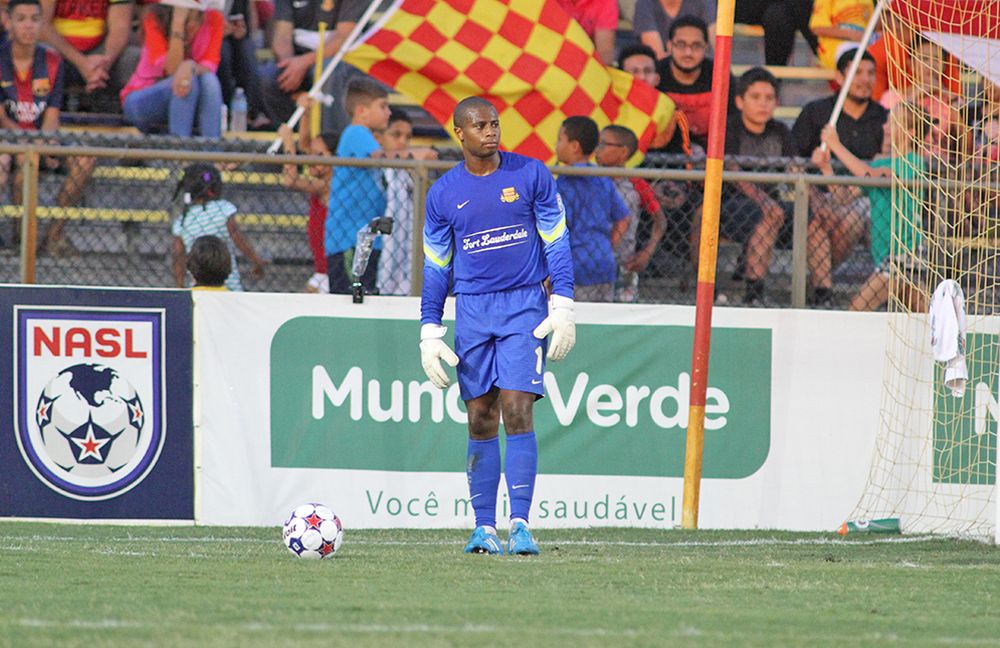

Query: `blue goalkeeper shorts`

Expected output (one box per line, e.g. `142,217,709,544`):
454,283,549,401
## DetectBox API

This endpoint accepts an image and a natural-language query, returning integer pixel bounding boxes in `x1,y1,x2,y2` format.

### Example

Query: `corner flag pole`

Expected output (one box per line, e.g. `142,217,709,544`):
266,0,384,154
681,0,736,529
311,17,328,137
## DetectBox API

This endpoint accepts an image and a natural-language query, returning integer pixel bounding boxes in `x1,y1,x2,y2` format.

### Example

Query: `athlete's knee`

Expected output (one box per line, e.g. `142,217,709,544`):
466,395,500,440
467,416,499,440
500,395,534,435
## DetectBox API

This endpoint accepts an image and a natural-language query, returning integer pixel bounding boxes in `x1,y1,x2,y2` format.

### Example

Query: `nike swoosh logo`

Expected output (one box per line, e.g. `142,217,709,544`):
531,379,542,385
457,200,470,209
511,484,530,489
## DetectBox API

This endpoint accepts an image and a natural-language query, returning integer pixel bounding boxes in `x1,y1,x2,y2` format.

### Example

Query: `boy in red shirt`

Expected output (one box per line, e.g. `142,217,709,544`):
594,124,668,302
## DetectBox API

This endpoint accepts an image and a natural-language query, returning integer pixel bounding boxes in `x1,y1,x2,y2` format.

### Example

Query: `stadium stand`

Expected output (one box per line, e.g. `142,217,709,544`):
5,0,890,308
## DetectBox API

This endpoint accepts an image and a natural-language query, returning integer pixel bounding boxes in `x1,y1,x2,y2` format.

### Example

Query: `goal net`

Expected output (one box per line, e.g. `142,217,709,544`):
850,0,1000,540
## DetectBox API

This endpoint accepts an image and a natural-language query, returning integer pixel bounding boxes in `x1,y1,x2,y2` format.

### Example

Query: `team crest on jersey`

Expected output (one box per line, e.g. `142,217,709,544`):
32,79,50,97
14,307,165,501
500,186,520,203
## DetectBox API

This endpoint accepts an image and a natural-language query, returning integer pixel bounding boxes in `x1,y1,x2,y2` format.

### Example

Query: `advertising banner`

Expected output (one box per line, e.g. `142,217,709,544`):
270,317,771,479
934,332,996,484
0,286,193,520
196,293,885,531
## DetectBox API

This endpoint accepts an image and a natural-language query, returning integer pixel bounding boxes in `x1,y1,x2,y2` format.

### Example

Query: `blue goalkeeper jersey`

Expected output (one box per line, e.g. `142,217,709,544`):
421,152,574,325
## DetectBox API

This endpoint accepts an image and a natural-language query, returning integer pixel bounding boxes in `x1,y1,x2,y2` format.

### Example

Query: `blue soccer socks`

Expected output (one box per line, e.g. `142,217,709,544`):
467,436,501,529
504,431,537,523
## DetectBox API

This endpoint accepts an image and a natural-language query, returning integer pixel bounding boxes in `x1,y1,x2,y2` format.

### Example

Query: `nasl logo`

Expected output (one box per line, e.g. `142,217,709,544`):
14,307,165,500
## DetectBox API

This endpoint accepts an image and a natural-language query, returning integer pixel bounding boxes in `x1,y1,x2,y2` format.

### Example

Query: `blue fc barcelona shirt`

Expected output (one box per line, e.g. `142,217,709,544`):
421,152,574,325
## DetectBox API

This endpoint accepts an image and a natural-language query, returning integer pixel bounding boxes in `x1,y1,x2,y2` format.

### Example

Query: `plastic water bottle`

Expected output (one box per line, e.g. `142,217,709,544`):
230,88,248,132
837,517,901,535
220,104,228,134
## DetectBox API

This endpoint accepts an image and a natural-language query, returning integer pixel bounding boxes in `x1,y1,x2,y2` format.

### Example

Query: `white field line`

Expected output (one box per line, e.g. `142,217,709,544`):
0,534,947,548
13,618,644,638
13,618,1000,645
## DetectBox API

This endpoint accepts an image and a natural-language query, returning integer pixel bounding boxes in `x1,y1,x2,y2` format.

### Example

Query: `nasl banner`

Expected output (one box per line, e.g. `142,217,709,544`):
0,286,193,520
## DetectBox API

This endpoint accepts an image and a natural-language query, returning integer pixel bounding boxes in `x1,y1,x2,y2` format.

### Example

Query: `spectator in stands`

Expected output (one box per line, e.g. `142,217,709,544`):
218,0,267,128
970,80,1000,163
734,0,818,65
817,102,927,312
40,0,135,111
554,0,618,65
794,48,886,299
881,38,963,162
792,49,886,159
172,162,266,291
618,43,660,88
262,0,365,128
632,0,716,61
595,124,668,302
619,43,696,275
555,115,629,302
0,0,96,256
278,96,337,293
375,108,437,296
120,0,225,138
186,234,231,289
619,43,684,151
656,16,732,153
809,0,874,70
707,67,797,305
325,77,390,295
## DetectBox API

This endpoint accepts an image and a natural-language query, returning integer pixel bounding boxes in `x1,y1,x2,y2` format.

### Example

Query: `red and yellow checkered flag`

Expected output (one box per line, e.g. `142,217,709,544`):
344,0,674,162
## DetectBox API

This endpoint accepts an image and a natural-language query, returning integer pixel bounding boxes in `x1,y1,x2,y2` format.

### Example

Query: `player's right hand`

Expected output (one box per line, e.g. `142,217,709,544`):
420,324,459,389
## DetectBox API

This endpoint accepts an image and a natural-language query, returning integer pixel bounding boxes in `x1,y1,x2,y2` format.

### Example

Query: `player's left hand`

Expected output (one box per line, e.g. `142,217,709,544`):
533,294,575,361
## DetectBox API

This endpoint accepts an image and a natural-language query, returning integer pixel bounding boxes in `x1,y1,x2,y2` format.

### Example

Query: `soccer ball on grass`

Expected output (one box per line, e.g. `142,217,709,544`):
282,503,343,559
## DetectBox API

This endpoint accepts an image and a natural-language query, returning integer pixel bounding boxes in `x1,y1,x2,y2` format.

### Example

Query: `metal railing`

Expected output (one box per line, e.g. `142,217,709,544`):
0,133,910,309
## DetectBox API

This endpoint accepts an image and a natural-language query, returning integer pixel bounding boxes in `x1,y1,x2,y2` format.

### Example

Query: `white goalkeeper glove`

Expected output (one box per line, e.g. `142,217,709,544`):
532,294,576,361
419,323,459,389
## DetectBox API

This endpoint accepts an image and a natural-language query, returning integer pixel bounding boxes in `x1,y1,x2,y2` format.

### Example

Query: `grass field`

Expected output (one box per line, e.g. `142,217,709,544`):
2,522,1000,647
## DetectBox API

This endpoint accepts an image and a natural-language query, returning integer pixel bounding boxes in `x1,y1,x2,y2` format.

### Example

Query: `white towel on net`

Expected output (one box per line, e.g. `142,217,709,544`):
929,279,968,397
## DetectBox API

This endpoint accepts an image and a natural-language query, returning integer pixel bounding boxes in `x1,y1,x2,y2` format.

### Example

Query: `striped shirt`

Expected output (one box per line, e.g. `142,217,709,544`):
171,199,243,291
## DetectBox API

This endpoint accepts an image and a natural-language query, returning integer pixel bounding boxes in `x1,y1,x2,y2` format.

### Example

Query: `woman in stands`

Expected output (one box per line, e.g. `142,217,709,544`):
120,0,224,138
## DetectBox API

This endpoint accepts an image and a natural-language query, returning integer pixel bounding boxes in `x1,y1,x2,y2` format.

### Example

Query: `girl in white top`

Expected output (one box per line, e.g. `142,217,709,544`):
171,162,266,291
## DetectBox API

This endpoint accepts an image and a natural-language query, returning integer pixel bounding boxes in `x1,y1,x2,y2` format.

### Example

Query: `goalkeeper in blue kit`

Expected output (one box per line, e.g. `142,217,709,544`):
420,97,576,555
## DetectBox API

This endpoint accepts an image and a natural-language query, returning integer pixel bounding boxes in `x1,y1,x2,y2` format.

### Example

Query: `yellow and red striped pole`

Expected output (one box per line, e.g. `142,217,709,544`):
681,0,736,529
311,21,327,136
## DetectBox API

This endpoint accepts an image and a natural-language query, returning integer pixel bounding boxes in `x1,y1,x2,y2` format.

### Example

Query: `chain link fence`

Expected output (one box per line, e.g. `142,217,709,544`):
1,130,906,309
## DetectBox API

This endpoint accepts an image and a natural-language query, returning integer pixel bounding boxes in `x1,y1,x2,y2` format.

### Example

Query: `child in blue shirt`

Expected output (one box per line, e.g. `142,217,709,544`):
325,77,392,294
554,116,629,302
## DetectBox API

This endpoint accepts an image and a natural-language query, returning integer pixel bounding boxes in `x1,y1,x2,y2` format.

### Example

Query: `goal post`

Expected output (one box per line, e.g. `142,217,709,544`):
849,0,1000,540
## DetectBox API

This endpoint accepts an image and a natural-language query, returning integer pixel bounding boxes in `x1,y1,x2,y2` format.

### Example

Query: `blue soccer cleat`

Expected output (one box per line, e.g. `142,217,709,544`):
464,526,504,555
507,521,540,555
